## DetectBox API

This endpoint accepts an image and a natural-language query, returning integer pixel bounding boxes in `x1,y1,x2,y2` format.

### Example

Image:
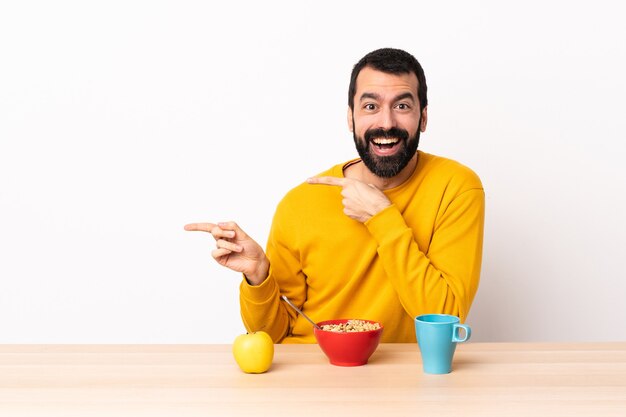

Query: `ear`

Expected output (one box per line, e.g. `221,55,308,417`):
420,106,428,132
347,107,354,132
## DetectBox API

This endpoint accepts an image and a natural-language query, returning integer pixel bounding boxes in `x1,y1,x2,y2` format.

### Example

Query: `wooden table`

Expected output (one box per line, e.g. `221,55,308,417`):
1,343,625,416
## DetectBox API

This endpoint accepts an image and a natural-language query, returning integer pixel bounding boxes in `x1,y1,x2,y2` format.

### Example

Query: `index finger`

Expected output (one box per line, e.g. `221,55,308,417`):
306,176,347,187
184,222,217,232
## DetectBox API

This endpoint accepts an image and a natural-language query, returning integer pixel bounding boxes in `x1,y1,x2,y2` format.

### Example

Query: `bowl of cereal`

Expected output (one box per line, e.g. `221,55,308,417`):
313,319,383,366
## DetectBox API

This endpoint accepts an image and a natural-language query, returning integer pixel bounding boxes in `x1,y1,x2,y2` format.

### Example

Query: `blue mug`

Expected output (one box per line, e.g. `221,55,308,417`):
414,314,471,374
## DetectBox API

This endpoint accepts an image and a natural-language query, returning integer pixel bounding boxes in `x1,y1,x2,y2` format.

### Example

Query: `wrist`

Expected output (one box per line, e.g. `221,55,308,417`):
371,201,391,217
245,257,270,286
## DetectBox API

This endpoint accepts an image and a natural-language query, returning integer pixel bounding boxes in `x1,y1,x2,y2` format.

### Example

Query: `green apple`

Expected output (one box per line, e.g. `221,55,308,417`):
232,331,274,374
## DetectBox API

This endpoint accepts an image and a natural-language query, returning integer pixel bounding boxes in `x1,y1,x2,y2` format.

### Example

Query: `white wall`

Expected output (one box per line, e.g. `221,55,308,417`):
1,0,625,343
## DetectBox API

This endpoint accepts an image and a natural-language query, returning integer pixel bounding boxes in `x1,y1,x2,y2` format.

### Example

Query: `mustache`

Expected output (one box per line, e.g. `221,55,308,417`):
364,127,410,142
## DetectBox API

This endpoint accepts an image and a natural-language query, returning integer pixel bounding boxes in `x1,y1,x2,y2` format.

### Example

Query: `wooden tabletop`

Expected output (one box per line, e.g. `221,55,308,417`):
1,342,625,416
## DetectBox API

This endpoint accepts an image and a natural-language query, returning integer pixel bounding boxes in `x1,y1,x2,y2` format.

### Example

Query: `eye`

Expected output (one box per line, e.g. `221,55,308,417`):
363,103,377,111
396,103,411,110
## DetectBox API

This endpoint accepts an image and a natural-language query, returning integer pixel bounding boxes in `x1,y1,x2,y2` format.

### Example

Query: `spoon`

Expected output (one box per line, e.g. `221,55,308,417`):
281,295,322,330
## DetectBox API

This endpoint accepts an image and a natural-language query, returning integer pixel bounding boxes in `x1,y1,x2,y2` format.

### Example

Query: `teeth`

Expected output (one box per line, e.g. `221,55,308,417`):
372,138,399,145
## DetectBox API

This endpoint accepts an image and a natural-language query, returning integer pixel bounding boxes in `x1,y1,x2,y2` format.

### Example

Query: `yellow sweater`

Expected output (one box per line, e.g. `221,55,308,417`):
240,151,485,343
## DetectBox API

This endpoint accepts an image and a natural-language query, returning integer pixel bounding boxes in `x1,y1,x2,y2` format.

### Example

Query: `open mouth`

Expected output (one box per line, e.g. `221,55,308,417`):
370,137,402,156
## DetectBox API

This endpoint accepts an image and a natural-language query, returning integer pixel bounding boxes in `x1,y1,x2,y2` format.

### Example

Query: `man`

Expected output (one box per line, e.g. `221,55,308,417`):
185,48,484,343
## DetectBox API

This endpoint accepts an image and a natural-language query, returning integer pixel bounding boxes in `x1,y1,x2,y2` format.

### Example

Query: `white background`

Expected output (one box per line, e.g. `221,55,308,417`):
1,1,625,343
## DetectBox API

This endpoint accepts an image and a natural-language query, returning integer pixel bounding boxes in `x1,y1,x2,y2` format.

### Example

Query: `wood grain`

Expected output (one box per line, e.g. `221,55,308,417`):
0,343,624,416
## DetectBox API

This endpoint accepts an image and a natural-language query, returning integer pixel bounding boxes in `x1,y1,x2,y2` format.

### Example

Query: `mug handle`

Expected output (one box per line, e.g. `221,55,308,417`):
452,324,471,342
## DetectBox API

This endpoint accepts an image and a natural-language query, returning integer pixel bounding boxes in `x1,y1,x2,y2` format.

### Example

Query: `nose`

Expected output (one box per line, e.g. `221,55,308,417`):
377,107,396,130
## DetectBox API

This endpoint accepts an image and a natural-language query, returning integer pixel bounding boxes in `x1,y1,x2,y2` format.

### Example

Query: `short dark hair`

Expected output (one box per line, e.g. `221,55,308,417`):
348,48,428,111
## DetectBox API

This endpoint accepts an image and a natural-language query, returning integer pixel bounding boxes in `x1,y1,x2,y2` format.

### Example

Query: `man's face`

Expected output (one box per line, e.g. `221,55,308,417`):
349,67,427,178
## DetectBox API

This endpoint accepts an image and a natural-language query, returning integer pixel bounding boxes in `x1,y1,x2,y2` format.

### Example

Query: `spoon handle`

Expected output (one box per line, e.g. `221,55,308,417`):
281,295,322,330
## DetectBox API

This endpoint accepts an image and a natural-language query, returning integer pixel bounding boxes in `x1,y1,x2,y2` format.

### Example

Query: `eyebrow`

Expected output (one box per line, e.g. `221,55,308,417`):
394,92,416,103
359,92,416,103
359,92,381,102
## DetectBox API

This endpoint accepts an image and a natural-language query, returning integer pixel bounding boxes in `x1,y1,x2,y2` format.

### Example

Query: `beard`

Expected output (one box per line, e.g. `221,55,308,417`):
353,125,421,178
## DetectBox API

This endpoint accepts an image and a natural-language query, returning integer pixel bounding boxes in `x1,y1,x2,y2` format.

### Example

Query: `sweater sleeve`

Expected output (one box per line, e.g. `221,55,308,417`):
364,187,485,323
239,198,305,343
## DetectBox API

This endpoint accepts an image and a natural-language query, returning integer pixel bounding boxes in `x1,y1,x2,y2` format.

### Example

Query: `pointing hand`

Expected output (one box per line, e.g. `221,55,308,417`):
306,176,391,223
